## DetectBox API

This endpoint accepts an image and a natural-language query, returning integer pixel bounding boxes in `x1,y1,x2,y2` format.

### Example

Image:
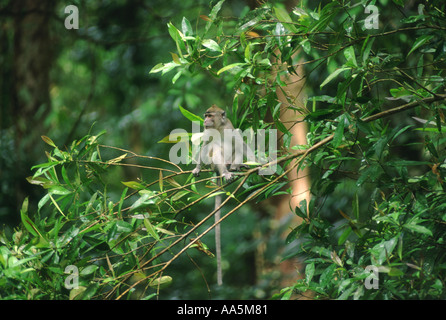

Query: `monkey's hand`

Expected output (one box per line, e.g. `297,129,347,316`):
192,166,201,177
222,171,233,182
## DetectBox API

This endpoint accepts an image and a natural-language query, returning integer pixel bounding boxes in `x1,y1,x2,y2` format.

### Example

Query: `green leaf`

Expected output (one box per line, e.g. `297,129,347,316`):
179,105,203,123
167,22,185,58
61,166,73,188
338,226,352,245
425,136,439,158
27,176,54,188
279,287,294,300
390,125,413,143
151,62,178,75
171,190,190,201
202,39,221,52
244,42,252,61
121,181,145,190
217,63,246,75
332,115,345,148
115,220,133,233
170,52,180,64
149,275,172,289
404,219,433,236
49,185,71,195
397,234,403,260
319,264,336,287
172,70,182,84
181,17,193,36
285,227,299,244
388,268,404,277
274,116,290,134
273,6,298,33
167,22,182,43
320,67,350,88
407,35,433,57
370,237,398,265
80,265,99,276
41,135,56,147
38,194,50,211
263,181,288,199
240,16,262,31
130,191,156,212
144,218,160,241
210,0,224,20
361,35,374,63
300,38,311,54
57,225,79,247
20,198,37,237
390,87,412,98
84,192,98,216
344,46,357,67
0,247,10,268
70,286,87,300
337,283,356,300
305,262,315,285
294,204,307,219
149,63,167,74
357,164,381,186
158,131,191,144
118,187,127,218
20,197,49,246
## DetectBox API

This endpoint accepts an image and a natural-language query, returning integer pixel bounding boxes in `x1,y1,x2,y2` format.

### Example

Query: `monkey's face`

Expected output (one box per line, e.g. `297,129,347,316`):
204,111,225,129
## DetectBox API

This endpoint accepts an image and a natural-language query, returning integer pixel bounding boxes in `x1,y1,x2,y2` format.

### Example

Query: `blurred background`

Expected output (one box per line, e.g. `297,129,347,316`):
0,0,302,299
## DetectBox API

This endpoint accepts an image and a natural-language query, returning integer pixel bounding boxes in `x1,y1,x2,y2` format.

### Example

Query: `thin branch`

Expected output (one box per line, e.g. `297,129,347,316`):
362,94,446,123
99,144,184,172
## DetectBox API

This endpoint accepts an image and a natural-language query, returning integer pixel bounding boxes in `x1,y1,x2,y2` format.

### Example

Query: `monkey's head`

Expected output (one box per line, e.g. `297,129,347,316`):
204,105,226,129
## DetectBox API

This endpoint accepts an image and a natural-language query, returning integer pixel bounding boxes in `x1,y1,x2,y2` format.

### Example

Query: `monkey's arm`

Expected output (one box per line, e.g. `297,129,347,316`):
192,140,206,177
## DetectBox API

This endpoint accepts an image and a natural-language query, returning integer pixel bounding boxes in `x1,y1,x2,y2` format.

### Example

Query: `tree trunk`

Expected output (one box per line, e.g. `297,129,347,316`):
10,0,53,214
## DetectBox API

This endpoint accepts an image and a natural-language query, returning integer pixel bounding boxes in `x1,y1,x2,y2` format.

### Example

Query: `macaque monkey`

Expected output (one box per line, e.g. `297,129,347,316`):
192,105,252,181
192,105,254,285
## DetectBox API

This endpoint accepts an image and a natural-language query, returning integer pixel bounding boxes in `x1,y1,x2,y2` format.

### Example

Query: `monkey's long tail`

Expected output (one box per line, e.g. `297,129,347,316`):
215,181,223,286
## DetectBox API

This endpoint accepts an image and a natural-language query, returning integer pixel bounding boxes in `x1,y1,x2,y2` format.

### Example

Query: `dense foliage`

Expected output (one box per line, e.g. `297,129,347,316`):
1,0,445,299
